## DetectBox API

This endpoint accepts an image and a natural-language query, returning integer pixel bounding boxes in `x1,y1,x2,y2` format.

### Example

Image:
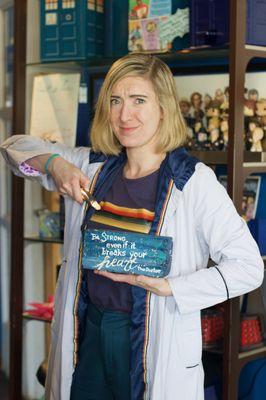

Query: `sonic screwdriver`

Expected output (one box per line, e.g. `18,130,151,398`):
80,188,101,210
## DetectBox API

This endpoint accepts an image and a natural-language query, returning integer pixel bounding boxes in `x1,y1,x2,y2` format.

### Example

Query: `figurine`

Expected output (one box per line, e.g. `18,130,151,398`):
250,126,264,152
246,118,258,151
203,94,212,112
179,98,195,130
206,100,221,121
220,116,229,150
207,116,223,150
194,120,209,150
255,98,266,126
244,99,256,133
214,88,225,106
190,92,205,121
248,89,259,102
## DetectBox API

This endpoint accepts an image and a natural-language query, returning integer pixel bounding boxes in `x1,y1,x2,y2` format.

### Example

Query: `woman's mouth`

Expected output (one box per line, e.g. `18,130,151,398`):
119,126,138,134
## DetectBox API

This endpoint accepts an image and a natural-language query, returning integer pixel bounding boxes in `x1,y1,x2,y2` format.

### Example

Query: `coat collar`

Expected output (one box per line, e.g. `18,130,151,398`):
83,147,199,230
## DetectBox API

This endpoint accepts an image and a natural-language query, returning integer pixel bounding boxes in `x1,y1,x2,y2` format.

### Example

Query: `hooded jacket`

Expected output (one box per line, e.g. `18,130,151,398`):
0,135,263,400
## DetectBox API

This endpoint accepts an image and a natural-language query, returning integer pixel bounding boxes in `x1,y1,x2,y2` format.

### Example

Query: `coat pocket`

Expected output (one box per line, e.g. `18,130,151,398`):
177,312,202,368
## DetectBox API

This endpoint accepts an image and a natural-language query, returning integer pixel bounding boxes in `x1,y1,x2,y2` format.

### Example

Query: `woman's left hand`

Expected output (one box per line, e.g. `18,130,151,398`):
94,270,172,296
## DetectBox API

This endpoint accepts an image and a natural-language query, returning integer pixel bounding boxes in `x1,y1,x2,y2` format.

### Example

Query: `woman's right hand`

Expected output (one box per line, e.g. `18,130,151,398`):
48,156,91,204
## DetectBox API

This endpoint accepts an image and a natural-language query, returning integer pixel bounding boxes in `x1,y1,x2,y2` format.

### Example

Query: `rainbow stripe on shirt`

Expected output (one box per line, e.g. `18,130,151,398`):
90,201,155,233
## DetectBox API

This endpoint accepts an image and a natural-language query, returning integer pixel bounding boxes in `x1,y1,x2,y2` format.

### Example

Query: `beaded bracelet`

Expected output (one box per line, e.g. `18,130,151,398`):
44,153,60,175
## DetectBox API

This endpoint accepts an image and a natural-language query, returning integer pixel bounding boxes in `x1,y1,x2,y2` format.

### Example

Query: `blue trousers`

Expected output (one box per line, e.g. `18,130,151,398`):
70,302,131,400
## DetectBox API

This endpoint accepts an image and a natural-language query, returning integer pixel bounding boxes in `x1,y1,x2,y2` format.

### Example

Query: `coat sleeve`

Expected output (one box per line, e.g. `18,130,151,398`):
0,135,91,192
168,163,264,314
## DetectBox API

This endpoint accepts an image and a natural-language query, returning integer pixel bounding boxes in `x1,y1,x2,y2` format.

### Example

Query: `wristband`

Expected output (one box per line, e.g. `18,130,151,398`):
44,153,60,175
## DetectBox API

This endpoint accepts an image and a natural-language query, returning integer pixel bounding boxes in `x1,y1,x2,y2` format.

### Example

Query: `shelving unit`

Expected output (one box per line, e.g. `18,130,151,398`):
9,1,266,399
223,1,266,398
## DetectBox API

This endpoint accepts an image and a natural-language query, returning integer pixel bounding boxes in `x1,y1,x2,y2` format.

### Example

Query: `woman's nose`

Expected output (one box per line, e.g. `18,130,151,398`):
120,103,132,121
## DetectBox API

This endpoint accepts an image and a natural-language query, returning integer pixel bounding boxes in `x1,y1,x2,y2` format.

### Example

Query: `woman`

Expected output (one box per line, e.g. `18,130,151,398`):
0,53,264,400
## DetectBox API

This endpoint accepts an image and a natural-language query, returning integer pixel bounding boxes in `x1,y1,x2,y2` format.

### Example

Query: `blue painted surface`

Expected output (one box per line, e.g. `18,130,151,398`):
191,0,266,47
82,229,173,277
40,0,104,61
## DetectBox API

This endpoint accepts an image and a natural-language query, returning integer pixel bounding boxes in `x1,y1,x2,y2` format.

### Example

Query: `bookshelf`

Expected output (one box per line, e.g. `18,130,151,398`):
8,1,266,399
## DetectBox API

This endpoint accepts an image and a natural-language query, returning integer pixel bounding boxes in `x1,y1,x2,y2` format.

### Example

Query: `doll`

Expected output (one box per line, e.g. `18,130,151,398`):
255,99,266,127
214,88,225,106
207,116,223,150
179,98,195,131
250,126,264,152
248,89,259,102
244,99,256,133
203,94,212,112
246,118,259,151
206,100,221,124
190,92,205,121
195,122,209,150
220,116,229,150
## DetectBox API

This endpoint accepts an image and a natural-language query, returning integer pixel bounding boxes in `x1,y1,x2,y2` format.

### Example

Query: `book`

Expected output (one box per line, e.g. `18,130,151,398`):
128,0,189,53
189,0,229,47
218,175,261,222
104,0,128,57
86,0,97,57
246,0,266,47
95,0,105,56
190,0,266,48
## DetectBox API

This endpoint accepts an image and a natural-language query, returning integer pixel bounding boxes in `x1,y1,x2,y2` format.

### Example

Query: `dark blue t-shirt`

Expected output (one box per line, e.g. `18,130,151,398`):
86,167,159,313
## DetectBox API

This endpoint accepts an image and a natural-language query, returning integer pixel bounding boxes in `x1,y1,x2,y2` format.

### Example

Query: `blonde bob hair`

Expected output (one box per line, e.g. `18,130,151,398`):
90,53,188,155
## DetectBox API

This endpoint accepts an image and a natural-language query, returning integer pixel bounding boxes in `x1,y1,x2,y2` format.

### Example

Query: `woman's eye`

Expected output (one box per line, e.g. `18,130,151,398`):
135,98,145,104
110,98,120,106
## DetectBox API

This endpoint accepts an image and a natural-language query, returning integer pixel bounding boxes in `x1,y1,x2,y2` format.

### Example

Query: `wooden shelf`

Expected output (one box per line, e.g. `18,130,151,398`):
24,236,63,244
243,162,266,177
22,313,52,323
190,151,266,166
25,46,266,74
245,44,266,60
238,345,266,369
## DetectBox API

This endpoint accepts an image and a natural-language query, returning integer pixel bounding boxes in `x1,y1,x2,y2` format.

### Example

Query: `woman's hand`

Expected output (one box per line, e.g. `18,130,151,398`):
26,154,90,204
94,270,172,296
48,156,90,204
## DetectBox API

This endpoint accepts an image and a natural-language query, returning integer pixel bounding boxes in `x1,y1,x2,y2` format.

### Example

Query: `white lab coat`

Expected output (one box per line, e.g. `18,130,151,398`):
0,135,264,400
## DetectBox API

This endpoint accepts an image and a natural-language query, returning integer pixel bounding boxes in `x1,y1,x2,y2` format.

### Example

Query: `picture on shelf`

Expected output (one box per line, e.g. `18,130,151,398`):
218,175,261,222
29,73,81,147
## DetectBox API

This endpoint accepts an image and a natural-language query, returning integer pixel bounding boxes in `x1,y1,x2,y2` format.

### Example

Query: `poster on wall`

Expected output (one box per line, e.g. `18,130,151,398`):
29,73,80,147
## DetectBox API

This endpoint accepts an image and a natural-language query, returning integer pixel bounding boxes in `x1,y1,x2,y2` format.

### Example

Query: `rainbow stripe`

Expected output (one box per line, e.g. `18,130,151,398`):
90,201,155,233
73,163,104,366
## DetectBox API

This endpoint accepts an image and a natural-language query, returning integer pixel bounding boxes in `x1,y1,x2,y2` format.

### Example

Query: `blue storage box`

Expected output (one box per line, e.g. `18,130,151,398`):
40,0,104,61
104,0,128,57
248,219,266,256
190,0,266,47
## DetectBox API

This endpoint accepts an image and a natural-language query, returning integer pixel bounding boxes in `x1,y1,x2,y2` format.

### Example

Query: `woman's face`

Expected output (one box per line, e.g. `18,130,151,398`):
109,76,162,152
